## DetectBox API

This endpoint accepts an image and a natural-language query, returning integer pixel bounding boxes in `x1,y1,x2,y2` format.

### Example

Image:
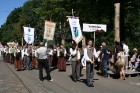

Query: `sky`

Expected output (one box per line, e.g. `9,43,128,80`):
0,0,28,27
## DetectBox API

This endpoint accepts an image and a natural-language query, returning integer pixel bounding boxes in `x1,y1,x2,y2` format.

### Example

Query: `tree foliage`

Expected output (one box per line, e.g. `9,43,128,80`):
0,0,140,51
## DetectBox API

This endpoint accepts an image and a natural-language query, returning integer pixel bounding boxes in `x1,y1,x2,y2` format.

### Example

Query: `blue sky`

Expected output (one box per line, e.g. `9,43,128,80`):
0,0,28,27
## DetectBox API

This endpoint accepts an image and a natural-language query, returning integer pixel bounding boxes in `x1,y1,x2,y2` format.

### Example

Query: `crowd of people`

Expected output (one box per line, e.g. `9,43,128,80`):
0,40,140,87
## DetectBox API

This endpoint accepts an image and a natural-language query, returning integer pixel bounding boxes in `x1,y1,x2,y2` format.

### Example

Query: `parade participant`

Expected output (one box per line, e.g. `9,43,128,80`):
5,45,10,63
14,46,23,71
21,45,27,69
52,45,58,68
32,46,38,69
70,41,80,82
1,47,5,61
80,45,86,77
96,46,103,71
35,42,53,82
101,42,110,78
9,45,15,64
47,45,53,67
81,45,86,68
0,42,3,57
83,40,98,87
23,44,32,70
57,44,67,71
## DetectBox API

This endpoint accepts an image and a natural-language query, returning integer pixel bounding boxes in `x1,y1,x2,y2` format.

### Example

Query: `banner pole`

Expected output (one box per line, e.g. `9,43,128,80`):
22,37,23,47
94,32,95,47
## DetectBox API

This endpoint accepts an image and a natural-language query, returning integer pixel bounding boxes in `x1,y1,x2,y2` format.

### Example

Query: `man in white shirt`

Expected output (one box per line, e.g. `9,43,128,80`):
84,40,98,87
35,42,53,82
70,41,80,82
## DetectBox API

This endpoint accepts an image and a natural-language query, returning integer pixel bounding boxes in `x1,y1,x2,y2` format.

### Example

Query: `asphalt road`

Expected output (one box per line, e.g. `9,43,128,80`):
0,59,140,93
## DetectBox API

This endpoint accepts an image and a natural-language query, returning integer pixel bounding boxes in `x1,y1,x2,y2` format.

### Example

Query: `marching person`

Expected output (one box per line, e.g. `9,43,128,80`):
22,44,32,70
35,42,53,82
22,45,27,69
14,46,23,71
57,44,67,71
9,45,15,64
84,40,98,87
70,41,80,82
32,46,38,69
52,45,58,68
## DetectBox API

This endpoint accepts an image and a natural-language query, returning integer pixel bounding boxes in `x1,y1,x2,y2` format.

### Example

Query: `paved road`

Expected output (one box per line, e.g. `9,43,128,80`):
0,59,140,93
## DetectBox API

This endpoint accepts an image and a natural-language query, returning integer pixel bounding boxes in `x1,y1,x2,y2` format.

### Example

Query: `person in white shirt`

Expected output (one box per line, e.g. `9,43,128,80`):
122,41,129,72
9,45,15,64
83,40,98,87
70,41,80,82
35,42,53,82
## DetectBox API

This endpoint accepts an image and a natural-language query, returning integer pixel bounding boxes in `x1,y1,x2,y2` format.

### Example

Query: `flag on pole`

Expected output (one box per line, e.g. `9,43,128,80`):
68,17,83,44
44,21,56,40
23,26,35,44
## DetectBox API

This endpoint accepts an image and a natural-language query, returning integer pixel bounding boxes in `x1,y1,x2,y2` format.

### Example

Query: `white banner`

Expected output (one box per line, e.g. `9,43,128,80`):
83,23,107,32
44,21,56,40
23,27,35,44
68,18,83,44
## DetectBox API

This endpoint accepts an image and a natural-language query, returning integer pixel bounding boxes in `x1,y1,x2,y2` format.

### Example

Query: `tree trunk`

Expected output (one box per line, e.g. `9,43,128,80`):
114,3,120,42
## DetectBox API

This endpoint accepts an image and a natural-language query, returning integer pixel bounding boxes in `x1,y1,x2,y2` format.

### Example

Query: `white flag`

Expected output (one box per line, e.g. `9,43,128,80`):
23,27,35,44
68,18,83,44
44,21,56,40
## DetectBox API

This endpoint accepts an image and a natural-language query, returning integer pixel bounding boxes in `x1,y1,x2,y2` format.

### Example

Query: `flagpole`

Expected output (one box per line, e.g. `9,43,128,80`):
22,37,23,47
72,9,74,16
94,32,95,47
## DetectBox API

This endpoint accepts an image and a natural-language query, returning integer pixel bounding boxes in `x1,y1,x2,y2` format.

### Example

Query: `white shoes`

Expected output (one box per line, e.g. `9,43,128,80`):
49,79,54,82
132,69,135,71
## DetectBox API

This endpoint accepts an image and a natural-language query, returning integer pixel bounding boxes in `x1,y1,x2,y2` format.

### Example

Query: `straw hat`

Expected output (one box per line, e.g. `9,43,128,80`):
101,42,106,46
133,48,137,51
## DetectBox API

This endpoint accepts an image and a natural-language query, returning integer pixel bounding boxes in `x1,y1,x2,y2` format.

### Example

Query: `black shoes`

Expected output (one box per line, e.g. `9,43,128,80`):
87,84,94,87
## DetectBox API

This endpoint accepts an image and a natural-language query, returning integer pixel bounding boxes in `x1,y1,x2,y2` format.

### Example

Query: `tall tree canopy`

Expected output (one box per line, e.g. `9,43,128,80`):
0,0,140,52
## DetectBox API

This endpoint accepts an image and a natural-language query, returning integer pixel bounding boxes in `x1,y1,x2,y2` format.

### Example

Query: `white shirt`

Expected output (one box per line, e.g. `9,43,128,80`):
123,44,129,56
35,47,48,59
57,48,67,57
97,50,102,61
83,47,98,62
24,48,29,56
69,48,80,60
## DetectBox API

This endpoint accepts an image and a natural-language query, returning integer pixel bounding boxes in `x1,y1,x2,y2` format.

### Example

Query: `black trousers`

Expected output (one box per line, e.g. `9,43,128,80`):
86,62,94,85
71,60,80,80
10,53,14,64
38,59,51,81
